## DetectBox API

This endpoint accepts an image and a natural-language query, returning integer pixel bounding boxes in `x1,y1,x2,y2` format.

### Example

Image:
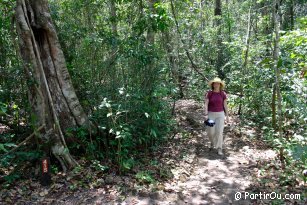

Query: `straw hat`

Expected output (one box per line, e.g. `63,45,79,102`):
208,77,225,89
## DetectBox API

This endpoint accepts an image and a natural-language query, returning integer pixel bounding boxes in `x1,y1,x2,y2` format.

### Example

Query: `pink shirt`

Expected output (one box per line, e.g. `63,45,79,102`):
207,91,227,112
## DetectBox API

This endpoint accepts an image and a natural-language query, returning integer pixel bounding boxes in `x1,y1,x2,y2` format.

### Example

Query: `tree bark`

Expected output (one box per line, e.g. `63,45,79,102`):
163,31,185,99
144,0,158,94
238,6,252,116
272,84,277,129
290,0,294,30
273,0,283,135
225,0,232,42
170,0,209,82
109,0,118,99
110,0,118,36
281,0,295,30
272,0,284,168
215,0,224,79
15,0,89,171
214,0,222,16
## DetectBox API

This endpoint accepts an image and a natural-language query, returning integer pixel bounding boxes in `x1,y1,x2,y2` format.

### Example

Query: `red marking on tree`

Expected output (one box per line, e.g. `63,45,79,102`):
42,159,48,173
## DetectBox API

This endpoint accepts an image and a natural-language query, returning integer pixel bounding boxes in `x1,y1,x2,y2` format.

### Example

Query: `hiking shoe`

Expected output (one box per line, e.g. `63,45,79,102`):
209,143,214,151
217,148,223,156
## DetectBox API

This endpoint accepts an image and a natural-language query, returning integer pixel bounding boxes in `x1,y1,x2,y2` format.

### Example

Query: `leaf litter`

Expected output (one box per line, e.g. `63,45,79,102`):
0,99,305,204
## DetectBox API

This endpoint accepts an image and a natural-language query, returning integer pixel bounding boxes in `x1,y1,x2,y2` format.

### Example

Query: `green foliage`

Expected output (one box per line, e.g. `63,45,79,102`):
0,150,43,185
0,102,7,115
263,128,306,187
3,173,21,184
135,170,156,184
0,0,305,191
91,90,172,171
49,1,174,171
91,160,109,172
0,142,16,153
296,17,307,29
0,1,28,133
214,0,307,191
66,126,98,158
121,158,135,171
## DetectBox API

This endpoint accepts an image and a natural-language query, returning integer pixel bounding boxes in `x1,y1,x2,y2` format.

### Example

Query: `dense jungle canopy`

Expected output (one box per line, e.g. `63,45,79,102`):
0,0,306,204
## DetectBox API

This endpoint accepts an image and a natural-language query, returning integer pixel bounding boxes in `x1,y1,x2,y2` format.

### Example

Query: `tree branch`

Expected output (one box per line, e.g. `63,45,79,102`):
2,125,45,156
169,0,209,82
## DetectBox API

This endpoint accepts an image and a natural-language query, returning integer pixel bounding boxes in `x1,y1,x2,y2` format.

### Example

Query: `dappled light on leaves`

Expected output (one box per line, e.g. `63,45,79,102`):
0,0,306,204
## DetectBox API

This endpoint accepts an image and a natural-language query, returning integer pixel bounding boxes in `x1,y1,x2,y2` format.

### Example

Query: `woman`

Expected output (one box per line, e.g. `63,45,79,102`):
204,77,229,155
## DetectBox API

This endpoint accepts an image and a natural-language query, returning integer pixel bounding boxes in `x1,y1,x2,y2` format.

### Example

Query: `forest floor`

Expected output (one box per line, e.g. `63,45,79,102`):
0,99,305,205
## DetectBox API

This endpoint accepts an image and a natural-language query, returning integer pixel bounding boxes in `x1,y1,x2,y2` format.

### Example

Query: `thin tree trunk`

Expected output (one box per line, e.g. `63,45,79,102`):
15,0,89,171
215,0,224,78
281,0,294,30
163,31,184,99
272,84,277,129
109,0,118,99
85,0,92,31
238,6,252,116
170,0,209,82
144,0,158,94
147,0,156,44
290,0,294,30
199,1,204,31
110,0,118,36
243,7,252,71
214,0,222,16
226,0,231,42
272,0,284,168
273,0,283,136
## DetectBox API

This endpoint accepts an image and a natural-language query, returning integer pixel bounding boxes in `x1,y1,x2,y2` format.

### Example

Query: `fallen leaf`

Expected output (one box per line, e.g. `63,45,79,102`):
39,189,48,197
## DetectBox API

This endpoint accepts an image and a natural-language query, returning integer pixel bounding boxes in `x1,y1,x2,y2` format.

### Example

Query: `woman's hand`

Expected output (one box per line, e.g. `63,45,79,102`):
225,116,230,123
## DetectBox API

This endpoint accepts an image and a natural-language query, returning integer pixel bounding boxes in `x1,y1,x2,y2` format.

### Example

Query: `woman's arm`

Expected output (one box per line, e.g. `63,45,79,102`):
223,99,229,122
204,93,209,119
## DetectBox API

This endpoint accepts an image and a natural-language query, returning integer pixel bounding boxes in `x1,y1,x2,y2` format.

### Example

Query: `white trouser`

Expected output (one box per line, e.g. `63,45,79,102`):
207,111,225,149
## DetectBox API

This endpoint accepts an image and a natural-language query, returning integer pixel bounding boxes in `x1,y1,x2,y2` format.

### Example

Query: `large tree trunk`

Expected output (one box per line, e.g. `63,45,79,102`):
15,0,89,171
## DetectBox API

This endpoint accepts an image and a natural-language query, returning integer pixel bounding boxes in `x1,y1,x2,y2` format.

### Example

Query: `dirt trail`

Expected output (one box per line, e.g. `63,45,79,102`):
119,100,276,205
1,99,277,205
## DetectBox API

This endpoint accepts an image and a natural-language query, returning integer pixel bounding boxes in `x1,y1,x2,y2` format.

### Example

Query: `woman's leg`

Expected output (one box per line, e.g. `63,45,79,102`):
207,112,215,148
214,112,225,153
